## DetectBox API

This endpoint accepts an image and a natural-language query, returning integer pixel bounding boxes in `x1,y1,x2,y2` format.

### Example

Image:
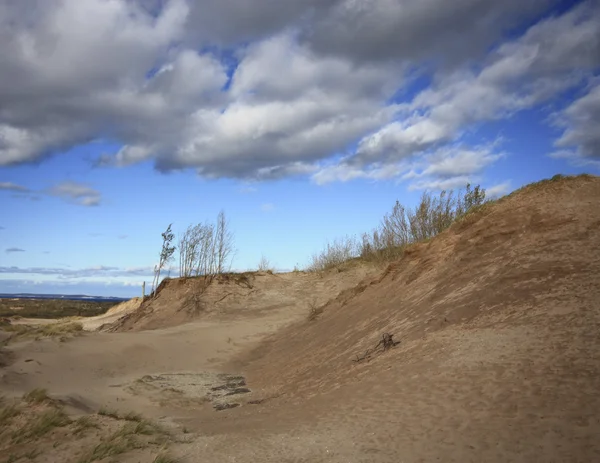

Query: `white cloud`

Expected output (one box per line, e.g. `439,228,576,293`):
304,0,556,65
486,181,512,198
47,181,102,206
346,2,600,173
408,176,475,191
0,265,154,279
0,0,598,184
0,182,30,192
406,145,504,179
553,82,600,164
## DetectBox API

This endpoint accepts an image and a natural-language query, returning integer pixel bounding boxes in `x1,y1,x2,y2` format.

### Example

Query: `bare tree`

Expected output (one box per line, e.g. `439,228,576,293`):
152,223,176,295
257,254,272,272
215,210,234,274
353,183,488,263
177,211,235,283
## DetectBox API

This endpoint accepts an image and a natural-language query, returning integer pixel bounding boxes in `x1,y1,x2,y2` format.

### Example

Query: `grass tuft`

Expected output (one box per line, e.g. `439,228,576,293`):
0,403,21,427
153,451,180,463
13,408,71,443
97,407,121,420
3,321,83,343
22,388,52,405
73,415,100,436
78,417,170,463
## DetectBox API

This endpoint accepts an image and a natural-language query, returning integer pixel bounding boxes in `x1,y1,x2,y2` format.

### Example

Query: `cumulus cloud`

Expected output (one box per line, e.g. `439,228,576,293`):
0,0,598,185
312,1,600,185
303,0,556,65
553,82,600,163
2,179,102,206
260,203,275,212
5,248,25,253
47,181,102,206
0,265,155,279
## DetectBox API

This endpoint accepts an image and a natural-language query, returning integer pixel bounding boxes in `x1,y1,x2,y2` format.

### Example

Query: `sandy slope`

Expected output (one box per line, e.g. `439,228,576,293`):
107,264,377,332
80,297,142,331
1,175,599,463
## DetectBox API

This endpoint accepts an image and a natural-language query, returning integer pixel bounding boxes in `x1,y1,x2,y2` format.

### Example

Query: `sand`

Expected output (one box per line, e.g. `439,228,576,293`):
1,175,599,462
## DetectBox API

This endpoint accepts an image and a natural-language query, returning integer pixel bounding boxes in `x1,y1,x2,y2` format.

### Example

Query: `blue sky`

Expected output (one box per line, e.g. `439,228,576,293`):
0,0,598,297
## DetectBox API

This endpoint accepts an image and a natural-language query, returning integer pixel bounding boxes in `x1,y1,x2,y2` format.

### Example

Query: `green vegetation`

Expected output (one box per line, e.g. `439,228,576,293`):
0,404,20,427
73,415,100,436
308,183,488,271
12,408,71,444
2,321,83,342
0,298,116,319
152,451,180,463
97,408,145,423
22,388,53,405
78,416,171,463
2,394,177,463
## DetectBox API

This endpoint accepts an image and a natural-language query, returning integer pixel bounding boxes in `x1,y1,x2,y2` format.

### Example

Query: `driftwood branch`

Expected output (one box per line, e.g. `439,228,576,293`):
352,332,400,363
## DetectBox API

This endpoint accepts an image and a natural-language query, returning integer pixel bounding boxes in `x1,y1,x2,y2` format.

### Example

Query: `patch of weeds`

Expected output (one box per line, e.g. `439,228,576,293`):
78,435,137,463
126,420,159,436
13,408,71,444
78,418,170,463
123,411,143,422
39,322,83,338
22,388,52,405
73,415,100,436
97,407,120,420
153,451,179,463
3,322,83,342
0,404,21,427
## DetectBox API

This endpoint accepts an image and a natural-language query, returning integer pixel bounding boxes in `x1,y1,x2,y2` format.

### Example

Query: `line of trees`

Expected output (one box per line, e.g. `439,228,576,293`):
178,210,234,280
151,210,235,294
149,183,488,288
308,184,487,271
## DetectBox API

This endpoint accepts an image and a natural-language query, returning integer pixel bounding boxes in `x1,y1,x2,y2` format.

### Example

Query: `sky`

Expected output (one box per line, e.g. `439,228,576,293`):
0,0,599,297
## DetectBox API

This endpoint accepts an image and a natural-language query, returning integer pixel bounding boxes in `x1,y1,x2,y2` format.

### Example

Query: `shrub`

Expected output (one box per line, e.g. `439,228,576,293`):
312,183,487,267
306,235,360,272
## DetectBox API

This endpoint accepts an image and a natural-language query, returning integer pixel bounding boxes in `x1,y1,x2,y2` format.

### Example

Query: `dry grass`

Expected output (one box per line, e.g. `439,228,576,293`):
307,235,360,272
12,408,71,444
0,404,21,427
2,321,83,343
78,416,171,463
152,451,180,463
307,183,488,271
73,415,100,436
257,254,274,272
22,388,53,405
0,298,117,320
2,395,175,463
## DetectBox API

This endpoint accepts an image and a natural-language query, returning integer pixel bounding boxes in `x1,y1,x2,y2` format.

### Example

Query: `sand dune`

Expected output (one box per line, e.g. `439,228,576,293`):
1,175,599,462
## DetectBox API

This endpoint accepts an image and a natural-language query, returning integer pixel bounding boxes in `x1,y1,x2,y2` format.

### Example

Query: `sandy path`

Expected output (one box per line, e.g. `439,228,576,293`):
0,304,302,422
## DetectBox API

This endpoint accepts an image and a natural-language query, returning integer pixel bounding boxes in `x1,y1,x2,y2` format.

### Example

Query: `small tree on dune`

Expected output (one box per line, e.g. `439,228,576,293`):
152,223,176,295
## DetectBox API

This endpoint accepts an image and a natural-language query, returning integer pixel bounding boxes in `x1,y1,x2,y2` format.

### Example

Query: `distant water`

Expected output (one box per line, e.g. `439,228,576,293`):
0,293,129,303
